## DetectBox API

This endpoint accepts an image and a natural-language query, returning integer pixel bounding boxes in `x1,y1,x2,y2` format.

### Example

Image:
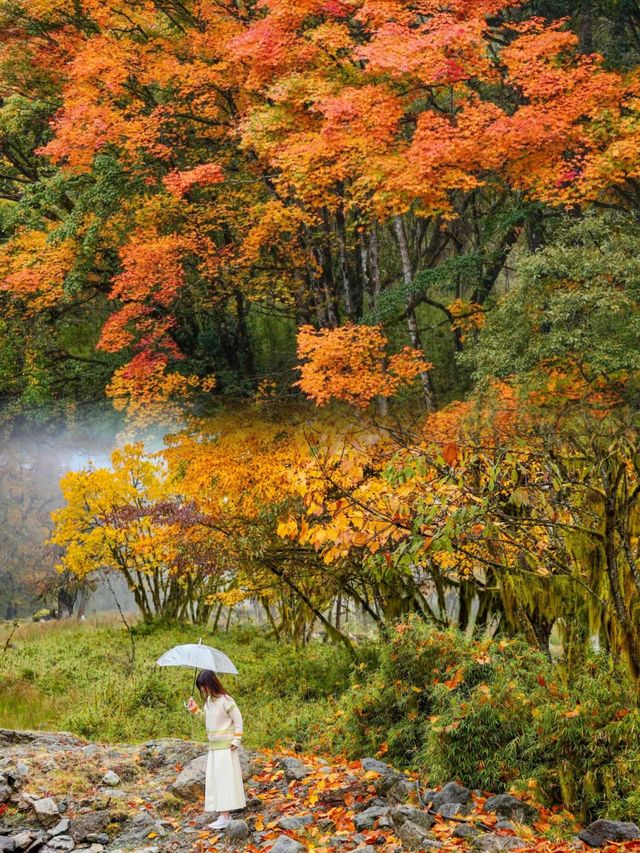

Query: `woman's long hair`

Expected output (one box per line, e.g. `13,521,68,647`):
195,669,228,701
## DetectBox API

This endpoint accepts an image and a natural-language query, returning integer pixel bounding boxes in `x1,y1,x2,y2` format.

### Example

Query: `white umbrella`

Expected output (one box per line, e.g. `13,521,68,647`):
156,639,238,674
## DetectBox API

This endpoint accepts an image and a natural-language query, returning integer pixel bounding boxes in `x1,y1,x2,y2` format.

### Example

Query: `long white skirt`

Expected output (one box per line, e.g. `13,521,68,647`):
204,748,246,813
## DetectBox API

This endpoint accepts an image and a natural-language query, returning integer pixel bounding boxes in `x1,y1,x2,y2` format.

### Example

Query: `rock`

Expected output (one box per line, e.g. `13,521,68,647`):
48,820,70,838
225,819,250,840
80,746,99,758
170,747,256,800
12,832,35,850
0,786,11,805
484,795,539,826
355,797,386,812
361,758,395,775
279,757,311,782
472,834,528,852
374,771,413,803
495,821,516,831
100,771,120,788
386,776,415,803
68,812,111,843
0,837,15,853
278,815,313,830
453,825,482,840
353,848,377,853
397,821,440,851
578,820,640,848
33,798,61,827
354,806,389,831
17,793,37,811
268,836,306,853
432,782,471,811
44,838,74,852
437,802,472,819
170,754,207,800
0,731,85,751
390,805,435,832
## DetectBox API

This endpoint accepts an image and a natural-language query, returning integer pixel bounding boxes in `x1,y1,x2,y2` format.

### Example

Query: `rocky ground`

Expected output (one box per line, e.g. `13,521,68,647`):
1,729,639,853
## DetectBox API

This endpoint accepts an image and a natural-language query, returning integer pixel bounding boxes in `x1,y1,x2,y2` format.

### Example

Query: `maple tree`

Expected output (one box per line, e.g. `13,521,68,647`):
2,0,640,415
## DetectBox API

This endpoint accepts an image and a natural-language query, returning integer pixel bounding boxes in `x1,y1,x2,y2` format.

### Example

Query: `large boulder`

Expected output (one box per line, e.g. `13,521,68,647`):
484,795,539,826
578,820,640,848
171,747,254,801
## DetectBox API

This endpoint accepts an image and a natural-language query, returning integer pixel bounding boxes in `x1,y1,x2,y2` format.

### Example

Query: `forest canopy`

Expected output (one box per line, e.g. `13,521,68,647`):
2,0,640,690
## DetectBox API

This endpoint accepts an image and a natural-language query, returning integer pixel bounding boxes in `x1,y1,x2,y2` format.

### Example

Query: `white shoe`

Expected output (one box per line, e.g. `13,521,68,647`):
207,816,230,830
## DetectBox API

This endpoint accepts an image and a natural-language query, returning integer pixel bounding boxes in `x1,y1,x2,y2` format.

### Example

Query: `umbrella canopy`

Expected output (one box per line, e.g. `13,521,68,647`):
156,641,238,674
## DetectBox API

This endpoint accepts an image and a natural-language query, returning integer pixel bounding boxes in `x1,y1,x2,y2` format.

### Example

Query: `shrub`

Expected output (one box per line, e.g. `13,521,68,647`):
325,616,640,822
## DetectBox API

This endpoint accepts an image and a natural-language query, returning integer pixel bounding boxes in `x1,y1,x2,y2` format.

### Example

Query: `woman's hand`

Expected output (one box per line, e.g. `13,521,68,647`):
230,744,238,751
186,696,200,715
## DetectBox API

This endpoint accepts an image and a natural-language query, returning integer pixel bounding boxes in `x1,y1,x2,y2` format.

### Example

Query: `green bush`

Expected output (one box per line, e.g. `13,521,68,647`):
325,616,640,822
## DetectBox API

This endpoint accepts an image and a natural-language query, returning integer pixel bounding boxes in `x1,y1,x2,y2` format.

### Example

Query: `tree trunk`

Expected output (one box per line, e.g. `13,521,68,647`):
393,216,436,411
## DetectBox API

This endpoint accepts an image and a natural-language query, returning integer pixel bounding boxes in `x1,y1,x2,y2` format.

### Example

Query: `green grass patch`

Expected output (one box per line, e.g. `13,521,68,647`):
0,617,354,750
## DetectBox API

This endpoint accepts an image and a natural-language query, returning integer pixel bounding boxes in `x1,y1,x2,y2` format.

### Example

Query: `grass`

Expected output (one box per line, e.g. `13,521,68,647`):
0,615,355,750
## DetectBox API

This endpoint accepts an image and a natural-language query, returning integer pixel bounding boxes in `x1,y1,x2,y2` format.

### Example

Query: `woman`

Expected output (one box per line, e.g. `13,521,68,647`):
187,670,246,830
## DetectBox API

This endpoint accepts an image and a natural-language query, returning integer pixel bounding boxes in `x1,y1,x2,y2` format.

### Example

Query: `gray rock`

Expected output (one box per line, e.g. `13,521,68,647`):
45,838,74,852
484,795,539,826
374,771,413,803
397,821,440,851
81,746,99,758
353,848,377,853
170,754,207,800
278,815,313,830
578,820,640,848
0,837,15,853
495,821,517,831
268,836,306,853
34,798,61,827
68,812,111,843
472,834,528,852
100,772,120,788
49,820,70,838
437,802,472,819
390,805,435,832
355,797,386,812
225,819,250,840
432,782,471,810
0,786,11,805
354,805,389,831
361,758,395,775
12,832,35,850
279,757,311,782
453,824,482,840
171,748,254,801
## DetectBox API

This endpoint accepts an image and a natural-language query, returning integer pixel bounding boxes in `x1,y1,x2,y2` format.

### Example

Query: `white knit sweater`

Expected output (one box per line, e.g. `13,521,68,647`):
204,694,243,749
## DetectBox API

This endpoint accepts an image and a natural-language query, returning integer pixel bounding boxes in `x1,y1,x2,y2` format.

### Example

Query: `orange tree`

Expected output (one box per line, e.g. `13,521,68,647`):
1,1,640,414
